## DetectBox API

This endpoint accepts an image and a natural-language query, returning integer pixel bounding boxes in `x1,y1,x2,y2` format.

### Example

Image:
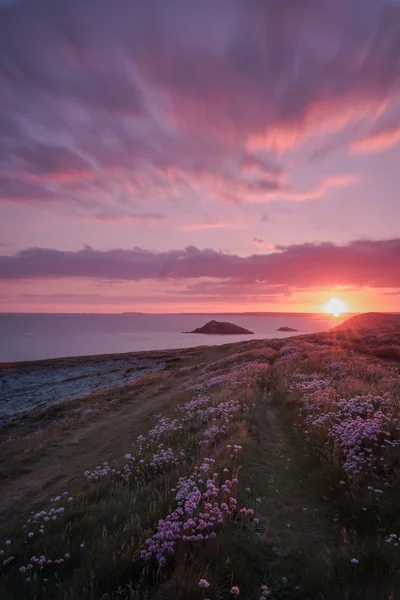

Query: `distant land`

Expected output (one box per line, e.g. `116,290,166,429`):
333,312,400,331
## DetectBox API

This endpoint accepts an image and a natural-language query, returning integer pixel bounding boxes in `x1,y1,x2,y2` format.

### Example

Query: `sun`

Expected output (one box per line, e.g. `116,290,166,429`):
323,298,348,317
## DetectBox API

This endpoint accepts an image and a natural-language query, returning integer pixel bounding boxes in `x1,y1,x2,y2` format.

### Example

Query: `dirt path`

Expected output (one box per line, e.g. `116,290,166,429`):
238,392,349,599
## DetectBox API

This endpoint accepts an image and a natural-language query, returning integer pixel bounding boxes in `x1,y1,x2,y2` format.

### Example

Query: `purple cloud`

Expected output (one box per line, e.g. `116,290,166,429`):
18,143,92,178
0,174,57,203
1,239,399,289
1,0,399,217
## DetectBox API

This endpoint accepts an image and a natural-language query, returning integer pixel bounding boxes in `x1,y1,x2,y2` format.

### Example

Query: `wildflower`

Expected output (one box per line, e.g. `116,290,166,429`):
5,540,11,546
245,487,251,493
282,577,288,584
351,558,359,565
65,553,70,559
254,518,260,524
28,532,34,538
256,498,262,503
199,579,210,589
230,586,240,596
80,543,85,549
19,566,26,573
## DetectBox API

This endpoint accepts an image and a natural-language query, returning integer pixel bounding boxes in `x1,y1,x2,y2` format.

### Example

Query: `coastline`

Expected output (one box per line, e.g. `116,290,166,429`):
2,311,400,426
0,313,399,598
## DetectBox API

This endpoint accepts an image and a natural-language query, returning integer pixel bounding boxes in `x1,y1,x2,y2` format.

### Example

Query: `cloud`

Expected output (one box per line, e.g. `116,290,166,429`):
252,237,276,251
182,220,239,231
0,174,58,203
1,239,399,290
19,143,92,181
350,124,400,154
93,212,167,223
220,173,357,204
1,0,399,217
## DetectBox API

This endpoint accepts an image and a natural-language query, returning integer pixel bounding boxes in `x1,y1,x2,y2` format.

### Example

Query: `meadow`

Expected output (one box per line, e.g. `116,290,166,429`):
1,313,400,599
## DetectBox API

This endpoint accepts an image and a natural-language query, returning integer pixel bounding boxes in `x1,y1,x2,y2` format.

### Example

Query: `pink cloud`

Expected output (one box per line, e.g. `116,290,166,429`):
219,173,357,204
1,239,399,290
1,0,399,220
182,220,240,231
350,124,400,154
252,238,276,251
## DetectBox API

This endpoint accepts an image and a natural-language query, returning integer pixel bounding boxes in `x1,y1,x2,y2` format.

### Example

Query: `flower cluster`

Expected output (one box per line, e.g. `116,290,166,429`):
385,533,399,546
284,352,400,487
141,457,258,567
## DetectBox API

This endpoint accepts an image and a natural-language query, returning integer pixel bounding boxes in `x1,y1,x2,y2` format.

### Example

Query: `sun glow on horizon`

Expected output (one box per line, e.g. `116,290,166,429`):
323,297,349,317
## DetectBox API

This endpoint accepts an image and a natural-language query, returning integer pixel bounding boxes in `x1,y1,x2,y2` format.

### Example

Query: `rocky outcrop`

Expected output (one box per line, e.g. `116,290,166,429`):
277,326,298,332
185,320,254,335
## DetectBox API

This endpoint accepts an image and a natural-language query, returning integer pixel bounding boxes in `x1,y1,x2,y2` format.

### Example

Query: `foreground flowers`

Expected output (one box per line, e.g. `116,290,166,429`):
3,331,399,598
230,585,240,596
284,351,400,490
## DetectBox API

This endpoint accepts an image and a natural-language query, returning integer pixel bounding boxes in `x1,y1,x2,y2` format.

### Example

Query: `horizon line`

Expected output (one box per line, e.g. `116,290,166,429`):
0,310,367,316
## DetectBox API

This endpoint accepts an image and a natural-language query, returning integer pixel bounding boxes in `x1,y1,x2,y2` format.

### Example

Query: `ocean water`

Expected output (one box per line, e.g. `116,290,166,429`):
0,312,346,363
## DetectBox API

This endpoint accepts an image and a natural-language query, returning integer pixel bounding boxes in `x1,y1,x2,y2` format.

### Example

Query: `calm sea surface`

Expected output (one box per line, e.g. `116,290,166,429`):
0,313,346,363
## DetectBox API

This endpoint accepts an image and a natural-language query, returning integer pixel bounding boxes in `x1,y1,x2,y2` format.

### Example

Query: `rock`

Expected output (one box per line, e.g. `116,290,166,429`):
277,326,298,332
184,320,254,335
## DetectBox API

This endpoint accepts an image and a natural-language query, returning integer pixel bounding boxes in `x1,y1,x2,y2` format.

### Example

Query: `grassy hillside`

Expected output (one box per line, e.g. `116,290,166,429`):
1,318,400,599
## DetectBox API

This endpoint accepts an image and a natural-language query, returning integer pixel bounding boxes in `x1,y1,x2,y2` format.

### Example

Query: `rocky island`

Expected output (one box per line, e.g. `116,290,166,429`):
185,320,254,335
277,326,298,332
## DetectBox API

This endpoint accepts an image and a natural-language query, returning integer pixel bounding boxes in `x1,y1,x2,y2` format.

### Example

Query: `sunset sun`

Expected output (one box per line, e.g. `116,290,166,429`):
324,298,348,317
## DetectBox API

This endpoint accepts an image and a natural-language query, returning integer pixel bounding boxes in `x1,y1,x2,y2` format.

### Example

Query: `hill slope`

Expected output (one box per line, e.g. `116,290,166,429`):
334,311,400,331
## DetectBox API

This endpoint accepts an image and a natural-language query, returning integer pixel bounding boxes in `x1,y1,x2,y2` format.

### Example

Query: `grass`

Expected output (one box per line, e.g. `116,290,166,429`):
1,319,400,599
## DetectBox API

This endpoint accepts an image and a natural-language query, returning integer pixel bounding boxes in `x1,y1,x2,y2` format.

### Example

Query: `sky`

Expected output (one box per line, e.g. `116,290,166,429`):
0,0,400,314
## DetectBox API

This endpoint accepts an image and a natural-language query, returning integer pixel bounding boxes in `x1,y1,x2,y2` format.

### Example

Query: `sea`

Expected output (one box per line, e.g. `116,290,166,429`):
0,312,346,363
